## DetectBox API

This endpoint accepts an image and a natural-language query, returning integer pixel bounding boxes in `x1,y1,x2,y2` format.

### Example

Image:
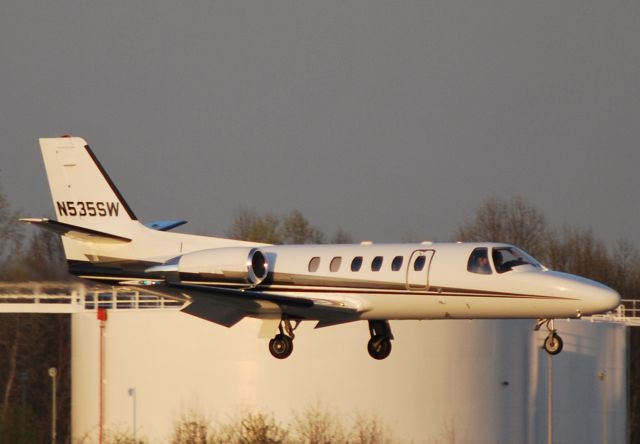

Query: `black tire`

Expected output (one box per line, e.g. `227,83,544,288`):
269,334,293,359
367,335,392,360
543,333,563,355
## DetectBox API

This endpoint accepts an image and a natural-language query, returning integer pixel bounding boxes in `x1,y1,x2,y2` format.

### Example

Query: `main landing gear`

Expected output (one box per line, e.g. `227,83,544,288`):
267,319,395,360
268,318,299,359
536,319,563,355
367,320,394,360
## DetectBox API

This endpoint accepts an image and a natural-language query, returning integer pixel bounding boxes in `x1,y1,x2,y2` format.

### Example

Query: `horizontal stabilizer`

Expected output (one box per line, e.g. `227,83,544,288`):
20,218,131,244
144,220,188,231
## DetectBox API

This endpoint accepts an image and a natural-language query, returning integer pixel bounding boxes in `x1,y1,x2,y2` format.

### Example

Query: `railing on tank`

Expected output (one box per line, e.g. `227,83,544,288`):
84,288,185,310
0,282,185,313
588,299,640,324
614,299,640,319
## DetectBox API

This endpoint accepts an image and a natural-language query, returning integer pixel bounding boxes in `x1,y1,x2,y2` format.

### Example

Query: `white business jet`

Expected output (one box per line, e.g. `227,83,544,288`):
22,137,621,360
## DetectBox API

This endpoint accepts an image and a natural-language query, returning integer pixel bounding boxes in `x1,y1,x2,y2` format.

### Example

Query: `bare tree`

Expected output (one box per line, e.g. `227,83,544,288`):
74,426,147,444
609,240,640,299
8,229,68,281
171,410,213,444
225,207,282,244
167,406,395,444
454,195,640,299
281,210,325,244
226,208,326,245
331,228,354,244
216,411,288,444
102,427,147,444
0,186,24,269
289,402,347,444
545,225,612,283
347,413,394,444
454,196,549,257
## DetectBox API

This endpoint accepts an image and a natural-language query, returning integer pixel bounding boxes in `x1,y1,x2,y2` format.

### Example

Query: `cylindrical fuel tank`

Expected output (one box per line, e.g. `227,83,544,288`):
71,310,626,443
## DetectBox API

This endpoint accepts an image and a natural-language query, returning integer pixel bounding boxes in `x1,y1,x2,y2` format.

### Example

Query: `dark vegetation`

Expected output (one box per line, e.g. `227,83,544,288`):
76,403,394,444
0,188,71,443
454,196,640,298
1,190,639,442
225,207,353,245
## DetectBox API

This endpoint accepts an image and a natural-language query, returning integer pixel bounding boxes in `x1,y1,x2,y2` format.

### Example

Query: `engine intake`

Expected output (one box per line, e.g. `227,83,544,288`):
170,247,269,286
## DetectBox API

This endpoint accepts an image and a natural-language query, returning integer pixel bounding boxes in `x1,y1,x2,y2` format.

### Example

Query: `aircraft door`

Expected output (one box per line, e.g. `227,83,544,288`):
406,250,434,290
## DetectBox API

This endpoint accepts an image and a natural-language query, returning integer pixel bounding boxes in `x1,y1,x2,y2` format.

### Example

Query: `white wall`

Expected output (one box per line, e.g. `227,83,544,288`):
72,311,627,443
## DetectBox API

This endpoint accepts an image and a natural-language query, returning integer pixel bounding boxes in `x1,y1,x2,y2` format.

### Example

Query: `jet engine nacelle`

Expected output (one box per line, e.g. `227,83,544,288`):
172,247,269,286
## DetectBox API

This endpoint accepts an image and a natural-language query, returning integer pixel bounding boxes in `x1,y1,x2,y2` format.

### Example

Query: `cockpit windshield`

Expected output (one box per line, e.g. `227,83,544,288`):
491,246,542,274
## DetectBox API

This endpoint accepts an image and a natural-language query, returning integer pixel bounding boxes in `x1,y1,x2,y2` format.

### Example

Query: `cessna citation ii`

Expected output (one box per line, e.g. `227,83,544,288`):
22,137,621,360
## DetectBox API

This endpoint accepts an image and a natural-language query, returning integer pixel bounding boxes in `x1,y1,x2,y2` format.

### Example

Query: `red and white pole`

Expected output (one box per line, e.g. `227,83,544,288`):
97,308,107,444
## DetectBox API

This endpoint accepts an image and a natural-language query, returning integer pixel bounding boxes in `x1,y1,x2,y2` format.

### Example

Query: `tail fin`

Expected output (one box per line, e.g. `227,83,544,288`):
30,136,256,271
39,136,140,237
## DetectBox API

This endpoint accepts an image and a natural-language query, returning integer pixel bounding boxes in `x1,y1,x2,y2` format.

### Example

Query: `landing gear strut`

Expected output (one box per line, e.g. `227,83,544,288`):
536,319,563,355
268,318,299,359
367,320,394,360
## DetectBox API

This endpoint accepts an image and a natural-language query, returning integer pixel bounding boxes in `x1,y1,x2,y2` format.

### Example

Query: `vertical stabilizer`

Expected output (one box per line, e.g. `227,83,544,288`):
39,137,139,237
33,136,255,267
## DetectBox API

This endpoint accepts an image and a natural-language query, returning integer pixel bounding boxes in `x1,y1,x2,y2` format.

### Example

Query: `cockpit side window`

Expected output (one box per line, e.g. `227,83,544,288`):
492,247,542,273
467,248,492,275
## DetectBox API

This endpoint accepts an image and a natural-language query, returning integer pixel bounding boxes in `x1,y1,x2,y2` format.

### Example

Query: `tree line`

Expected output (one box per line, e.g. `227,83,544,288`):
80,403,394,444
454,196,640,299
225,207,353,245
0,188,70,443
1,190,639,442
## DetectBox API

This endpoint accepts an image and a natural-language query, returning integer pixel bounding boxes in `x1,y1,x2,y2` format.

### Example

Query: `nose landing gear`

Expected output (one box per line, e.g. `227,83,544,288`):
536,319,563,355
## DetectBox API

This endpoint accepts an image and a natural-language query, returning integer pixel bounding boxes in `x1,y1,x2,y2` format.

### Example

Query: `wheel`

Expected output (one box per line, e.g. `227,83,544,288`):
543,333,563,355
367,335,392,360
269,334,293,359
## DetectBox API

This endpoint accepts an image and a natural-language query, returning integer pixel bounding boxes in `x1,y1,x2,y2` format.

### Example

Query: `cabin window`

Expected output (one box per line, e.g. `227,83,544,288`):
308,257,320,272
351,256,363,271
330,256,342,272
468,248,492,275
371,256,383,271
391,256,403,271
413,255,426,271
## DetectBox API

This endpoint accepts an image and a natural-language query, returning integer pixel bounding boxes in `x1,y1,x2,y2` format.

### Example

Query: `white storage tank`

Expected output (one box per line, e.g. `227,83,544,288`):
71,308,627,443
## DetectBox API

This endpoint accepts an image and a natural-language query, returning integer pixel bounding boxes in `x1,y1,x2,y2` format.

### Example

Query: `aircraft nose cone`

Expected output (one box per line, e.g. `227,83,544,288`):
578,280,621,315
548,271,621,315
595,286,621,312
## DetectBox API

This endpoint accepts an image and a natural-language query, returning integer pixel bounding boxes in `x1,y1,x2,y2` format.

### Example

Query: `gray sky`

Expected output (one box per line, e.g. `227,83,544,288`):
2,1,639,247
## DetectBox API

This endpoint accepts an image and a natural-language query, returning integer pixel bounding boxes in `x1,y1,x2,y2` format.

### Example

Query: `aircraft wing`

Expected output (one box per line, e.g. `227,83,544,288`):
121,281,365,328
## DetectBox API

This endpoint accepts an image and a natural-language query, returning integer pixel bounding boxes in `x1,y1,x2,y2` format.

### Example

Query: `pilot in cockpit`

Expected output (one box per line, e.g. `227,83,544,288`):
492,249,504,273
468,248,492,274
